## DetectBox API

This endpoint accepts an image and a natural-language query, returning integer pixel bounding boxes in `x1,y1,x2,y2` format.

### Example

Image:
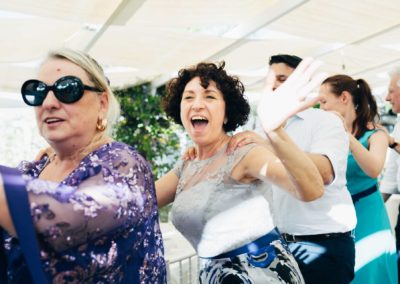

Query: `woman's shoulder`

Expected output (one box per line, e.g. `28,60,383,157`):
88,141,152,174
364,126,382,137
229,143,259,166
94,141,143,161
367,127,387,142
17,157,49,177
51,141,153,186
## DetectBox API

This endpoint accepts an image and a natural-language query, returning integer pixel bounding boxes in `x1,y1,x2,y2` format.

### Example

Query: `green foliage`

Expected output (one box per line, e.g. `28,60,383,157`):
113,82,181,221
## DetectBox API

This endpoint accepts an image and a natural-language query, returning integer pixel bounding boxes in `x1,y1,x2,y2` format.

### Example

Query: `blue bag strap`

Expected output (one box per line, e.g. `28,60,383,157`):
0,228,6,283
0,165,49,284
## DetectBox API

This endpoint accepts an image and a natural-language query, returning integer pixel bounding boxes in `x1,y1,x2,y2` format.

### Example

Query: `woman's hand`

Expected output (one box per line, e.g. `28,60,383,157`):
182,147,197,161
257,58,326,132
182,131,271,159
226,131,270,154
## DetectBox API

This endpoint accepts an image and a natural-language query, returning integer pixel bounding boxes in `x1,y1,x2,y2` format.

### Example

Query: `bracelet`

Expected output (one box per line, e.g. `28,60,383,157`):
389,142,398,149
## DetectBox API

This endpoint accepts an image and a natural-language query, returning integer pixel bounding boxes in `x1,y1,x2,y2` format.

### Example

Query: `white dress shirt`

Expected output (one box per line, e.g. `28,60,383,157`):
271,109,357,235
380,121,400,194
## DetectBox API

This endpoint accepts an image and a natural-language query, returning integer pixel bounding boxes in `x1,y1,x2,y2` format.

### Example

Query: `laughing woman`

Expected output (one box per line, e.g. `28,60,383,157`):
156,61,324,283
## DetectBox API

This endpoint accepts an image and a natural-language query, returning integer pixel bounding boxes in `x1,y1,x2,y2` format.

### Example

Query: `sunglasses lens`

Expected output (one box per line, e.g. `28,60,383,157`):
21,76,89,106
54,77,84,104
21,80,47,106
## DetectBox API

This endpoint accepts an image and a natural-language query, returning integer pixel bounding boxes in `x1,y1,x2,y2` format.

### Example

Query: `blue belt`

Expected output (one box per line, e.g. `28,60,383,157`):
351,184,377,203
205,228,281,259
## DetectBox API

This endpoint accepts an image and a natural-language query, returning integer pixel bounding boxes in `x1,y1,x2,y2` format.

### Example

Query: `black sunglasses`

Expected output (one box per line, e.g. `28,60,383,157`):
21,75,102,106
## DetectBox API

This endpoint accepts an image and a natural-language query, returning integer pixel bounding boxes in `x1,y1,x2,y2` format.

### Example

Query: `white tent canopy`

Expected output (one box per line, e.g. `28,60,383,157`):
1,0,400,107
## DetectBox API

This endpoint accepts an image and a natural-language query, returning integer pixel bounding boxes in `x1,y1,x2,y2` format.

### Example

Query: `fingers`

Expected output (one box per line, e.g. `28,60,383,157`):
182,147,197,161
227,131,251,154
264,69,276,94
257,94,288,133
298,71,328,101
302,59,323,80
287,58,324,92
287,57,314,82
189,148,197,160
297,96,320,113
182,152,190,161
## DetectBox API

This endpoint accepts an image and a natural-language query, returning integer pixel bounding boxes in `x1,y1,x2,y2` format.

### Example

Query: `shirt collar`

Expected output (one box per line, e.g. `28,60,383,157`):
285,109,308,128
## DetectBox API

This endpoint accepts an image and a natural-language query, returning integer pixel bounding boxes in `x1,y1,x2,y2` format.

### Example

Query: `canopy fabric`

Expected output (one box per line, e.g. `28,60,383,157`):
1,0,399,107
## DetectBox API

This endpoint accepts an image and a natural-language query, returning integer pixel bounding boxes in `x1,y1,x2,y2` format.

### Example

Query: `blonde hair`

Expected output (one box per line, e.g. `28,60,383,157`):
41,48,121,159
46,48,120,135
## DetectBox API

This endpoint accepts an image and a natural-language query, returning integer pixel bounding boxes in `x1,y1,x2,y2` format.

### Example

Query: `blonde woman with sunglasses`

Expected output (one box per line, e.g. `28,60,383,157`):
0,48,166,283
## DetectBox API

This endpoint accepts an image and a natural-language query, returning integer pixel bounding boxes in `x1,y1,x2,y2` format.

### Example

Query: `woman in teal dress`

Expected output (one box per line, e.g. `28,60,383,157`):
319,74,397,284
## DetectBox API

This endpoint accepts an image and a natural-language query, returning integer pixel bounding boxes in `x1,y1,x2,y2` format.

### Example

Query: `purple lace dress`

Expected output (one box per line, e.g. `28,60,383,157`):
2,141,166,283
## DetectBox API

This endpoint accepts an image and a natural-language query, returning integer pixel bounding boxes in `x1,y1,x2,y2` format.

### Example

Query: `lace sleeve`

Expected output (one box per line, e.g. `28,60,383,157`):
229,143,258,173
172,159,184,178
24,144,158,252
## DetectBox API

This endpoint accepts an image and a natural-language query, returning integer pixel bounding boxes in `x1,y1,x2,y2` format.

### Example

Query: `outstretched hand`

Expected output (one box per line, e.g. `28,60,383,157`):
226,131,270,154
257,57,327,133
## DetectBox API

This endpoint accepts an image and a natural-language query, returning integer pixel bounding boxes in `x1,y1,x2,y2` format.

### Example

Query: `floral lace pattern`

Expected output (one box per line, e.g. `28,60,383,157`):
3,141,166,283
171,144,276,257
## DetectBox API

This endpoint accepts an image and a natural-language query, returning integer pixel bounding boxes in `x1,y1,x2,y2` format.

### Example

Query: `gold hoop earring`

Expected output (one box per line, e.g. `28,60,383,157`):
96,118,107,132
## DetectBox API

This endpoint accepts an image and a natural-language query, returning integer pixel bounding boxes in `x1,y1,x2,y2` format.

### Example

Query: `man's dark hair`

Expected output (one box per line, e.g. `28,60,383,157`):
268,54,302,68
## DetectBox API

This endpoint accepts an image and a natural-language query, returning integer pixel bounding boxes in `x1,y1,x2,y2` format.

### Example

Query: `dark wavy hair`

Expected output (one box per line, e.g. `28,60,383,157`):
162,61,250,132
322,74,379,139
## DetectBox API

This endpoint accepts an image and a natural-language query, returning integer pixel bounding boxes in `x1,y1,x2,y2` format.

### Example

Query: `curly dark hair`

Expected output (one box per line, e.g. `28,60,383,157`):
162,61,250,132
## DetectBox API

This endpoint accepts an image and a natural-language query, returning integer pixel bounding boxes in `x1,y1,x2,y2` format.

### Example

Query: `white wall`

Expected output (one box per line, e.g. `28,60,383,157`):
0,107,46,166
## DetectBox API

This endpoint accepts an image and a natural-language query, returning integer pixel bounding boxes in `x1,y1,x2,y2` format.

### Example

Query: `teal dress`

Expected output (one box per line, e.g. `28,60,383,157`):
347,130,397,284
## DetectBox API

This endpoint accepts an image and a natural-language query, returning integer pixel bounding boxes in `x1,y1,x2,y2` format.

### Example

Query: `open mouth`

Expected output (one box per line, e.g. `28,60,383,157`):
191,116,208,131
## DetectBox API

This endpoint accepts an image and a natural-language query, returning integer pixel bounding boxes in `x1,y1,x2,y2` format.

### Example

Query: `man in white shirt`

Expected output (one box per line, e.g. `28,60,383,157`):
380,66,400,283
229,54,357,283
269,55,356,284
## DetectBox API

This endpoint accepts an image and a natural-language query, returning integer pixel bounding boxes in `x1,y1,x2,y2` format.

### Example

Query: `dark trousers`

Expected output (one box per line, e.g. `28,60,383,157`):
287,234,355,284
396,205,400,284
